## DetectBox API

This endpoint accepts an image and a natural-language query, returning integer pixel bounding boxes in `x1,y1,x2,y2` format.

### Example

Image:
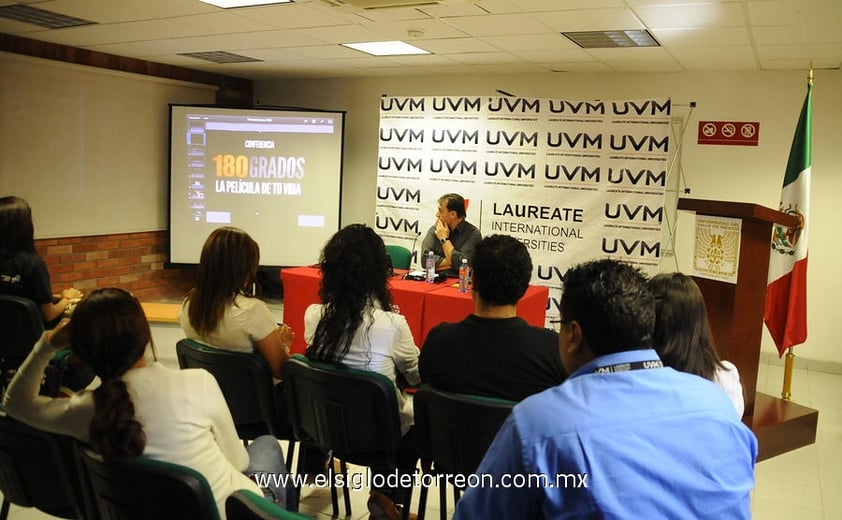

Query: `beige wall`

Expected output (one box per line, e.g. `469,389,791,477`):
255,70,842,366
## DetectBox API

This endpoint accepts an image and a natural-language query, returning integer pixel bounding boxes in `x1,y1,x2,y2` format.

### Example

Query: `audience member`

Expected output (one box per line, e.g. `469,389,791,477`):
420,193,481,275
455,259,758,518
420,234,566,400
304,223,420,520
179,226,292,378
0,195,93,395
650,272,745,416
4,288,294,516
0,196,83,326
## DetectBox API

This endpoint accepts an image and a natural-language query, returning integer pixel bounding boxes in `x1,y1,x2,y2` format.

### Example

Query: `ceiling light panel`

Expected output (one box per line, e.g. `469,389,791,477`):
342,40,430,55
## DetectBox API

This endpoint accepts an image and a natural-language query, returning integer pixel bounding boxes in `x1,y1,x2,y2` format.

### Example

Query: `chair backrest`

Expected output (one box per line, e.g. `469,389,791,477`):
80,447,220,520
413,384,515,477
225,490,309,520
385,245,412,270
0,408,86,519
282,355,402,468
0,294,44,371
175,338,288,440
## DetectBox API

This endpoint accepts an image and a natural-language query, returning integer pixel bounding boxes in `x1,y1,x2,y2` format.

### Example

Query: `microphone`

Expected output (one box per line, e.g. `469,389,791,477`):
409,231,422,269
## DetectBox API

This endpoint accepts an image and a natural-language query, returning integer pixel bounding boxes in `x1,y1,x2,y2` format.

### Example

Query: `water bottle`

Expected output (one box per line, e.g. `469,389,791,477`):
458,259,469,293
425,251,436,283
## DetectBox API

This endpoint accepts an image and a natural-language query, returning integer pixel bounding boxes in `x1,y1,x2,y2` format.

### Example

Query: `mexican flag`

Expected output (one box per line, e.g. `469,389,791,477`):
764,80,811,356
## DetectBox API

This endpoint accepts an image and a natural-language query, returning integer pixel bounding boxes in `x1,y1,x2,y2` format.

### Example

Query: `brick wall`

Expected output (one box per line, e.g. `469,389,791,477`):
35,230,195,302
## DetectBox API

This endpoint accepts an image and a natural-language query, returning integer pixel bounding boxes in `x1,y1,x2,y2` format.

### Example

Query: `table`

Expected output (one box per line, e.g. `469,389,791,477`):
281,266,443,353
281,266,548,354
420,283,549,341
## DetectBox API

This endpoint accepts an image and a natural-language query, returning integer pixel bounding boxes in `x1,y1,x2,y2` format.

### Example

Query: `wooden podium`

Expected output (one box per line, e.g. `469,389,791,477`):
677,198,818,461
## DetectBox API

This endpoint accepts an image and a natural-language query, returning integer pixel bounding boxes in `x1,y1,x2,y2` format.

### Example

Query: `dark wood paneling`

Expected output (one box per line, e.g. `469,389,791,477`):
1,33,253,105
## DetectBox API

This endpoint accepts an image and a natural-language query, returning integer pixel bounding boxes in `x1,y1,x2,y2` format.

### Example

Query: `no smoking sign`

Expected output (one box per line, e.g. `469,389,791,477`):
698,121,759,146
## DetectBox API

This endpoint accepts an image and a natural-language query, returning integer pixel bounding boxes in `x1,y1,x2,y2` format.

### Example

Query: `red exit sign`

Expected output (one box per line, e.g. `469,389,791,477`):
698,121,760,146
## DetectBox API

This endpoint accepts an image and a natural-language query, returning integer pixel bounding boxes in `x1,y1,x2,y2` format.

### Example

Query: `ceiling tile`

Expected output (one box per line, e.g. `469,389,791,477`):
635,2,746,29
538,8,644,32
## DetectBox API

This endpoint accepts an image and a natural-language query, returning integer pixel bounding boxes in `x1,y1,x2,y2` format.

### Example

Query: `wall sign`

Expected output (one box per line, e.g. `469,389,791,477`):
698,121,760,146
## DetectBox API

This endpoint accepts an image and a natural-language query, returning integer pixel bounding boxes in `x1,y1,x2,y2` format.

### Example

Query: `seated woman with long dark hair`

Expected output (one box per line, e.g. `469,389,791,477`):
304,224,420,520
0,196,83,326
179,226,292,378
650,272,745,416
3,288,293,517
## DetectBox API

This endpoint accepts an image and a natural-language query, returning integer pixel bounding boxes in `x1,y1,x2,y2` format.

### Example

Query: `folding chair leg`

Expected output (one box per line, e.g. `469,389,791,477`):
328,455,339,517
339,459,351,515
417,481,428,520
439,481,448,520
400,486,413,520
285,440,296,473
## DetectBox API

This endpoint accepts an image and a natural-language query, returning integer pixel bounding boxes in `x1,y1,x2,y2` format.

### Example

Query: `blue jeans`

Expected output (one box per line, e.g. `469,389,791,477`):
245,435,298,511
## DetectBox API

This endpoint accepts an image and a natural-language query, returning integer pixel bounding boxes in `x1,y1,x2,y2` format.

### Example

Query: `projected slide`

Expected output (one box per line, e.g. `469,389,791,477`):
169,105,344,266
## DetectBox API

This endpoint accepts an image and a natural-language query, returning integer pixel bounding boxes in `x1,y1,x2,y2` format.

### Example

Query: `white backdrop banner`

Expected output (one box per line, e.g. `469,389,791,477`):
375,96,671,325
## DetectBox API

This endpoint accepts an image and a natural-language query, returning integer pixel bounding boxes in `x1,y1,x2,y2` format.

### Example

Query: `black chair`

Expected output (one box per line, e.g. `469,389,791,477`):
225,490,309,520
413,384,515,520
282,354,411,519
79,447,220,520
175,338,296,469
0,407,89,520
0,295,44,396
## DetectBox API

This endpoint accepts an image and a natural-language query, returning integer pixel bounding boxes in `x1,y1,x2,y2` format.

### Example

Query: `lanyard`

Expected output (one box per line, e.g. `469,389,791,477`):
593,359,663,374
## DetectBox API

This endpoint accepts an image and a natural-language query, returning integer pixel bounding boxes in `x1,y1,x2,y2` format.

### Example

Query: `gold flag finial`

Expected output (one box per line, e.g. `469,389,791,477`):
808,63,814,86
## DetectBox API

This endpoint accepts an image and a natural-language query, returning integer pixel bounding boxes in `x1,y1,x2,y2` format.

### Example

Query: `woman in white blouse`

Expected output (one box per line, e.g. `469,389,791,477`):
650,272,745,417
4,288,292,518
304,224,420,520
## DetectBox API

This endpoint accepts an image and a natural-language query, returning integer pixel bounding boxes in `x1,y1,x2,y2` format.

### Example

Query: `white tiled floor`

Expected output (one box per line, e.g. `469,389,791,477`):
3,322,837,518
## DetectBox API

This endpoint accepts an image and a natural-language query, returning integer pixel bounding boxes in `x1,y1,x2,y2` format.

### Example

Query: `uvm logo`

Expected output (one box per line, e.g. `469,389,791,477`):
488,98,541,113
484,162,536,179
431,97,482,112
545,165,600,182
548,101,605,114
379,128,423,143
606,168,666,187
430,159,477,175
376,186,421,203
378,157,423,172
546,296,562,314
601,238,661,257
380,98,425,112
375,216,420,234
609,135,669,152
603,203,663,223
546,132,602,149
431,129,479,144
611,99,671,116
536,265,565,283
486,130,538,147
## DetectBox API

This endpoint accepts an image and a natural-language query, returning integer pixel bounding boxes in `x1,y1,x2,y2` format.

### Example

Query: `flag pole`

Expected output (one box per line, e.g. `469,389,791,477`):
781,347,795,400
779,64,812,402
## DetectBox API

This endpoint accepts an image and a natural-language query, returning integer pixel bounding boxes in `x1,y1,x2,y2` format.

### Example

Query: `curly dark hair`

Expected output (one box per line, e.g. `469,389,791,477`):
307,224,393,364
186,226,260,337
471,235,531,306
70,288,151,460
649,273,723,380
0,196,36,258
561,259,655,357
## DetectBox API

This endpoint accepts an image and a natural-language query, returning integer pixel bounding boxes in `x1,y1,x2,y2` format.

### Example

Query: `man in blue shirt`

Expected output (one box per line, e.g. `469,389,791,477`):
454,259,757,519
